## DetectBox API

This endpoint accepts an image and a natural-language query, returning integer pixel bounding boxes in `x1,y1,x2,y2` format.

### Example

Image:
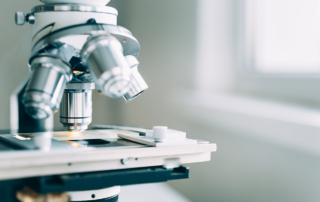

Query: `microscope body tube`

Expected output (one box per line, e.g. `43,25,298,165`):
60,82,95,132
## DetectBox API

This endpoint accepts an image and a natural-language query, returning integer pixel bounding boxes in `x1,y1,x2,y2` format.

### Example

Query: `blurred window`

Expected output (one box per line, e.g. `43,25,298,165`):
243,0,320,74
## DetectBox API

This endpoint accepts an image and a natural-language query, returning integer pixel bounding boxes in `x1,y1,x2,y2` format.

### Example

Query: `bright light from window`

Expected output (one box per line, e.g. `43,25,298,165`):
244,0,320,73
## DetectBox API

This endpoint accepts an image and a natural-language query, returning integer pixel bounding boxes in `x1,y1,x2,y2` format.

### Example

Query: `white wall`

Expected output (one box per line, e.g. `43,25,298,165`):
0,0,36,130
113,1,320,202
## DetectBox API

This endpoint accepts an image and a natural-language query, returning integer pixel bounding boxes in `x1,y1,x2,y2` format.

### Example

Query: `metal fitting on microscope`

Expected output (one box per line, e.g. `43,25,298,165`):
60,82,95,132
122,55,148,103
81,35,132,98
22,43,74,119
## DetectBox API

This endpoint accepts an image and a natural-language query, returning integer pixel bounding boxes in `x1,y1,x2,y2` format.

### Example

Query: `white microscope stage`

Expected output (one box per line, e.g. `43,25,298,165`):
0,129,217,180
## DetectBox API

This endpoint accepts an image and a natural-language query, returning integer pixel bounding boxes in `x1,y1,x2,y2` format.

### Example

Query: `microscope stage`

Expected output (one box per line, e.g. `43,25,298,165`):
0,130,216,180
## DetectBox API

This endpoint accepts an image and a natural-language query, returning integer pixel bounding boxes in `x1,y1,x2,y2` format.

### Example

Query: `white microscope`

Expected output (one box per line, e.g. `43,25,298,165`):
14,0,147,133
0,1,217,201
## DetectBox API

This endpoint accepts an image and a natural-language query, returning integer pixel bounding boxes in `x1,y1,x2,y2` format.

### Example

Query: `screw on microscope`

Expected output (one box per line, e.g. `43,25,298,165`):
121,158,130,165
26,14,35,24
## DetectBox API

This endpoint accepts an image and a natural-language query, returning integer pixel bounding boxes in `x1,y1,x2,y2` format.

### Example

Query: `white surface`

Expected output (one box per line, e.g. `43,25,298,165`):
146,129,186,140
33,132,52,151
120,183,191,202
178,89,320,155
179,90,320,127
40,0,110,6
32,11,117,46
68,186,120,201
0,151,212,180
153,126,167,141
118,131,197,147
0,130,216,180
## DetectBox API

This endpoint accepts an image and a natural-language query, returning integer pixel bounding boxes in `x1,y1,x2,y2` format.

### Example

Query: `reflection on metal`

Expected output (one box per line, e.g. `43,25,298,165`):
122,55,148,102
32,4,118,15
10,75,53,133
60,82,95,132
81,35,131,98
22,56,72,119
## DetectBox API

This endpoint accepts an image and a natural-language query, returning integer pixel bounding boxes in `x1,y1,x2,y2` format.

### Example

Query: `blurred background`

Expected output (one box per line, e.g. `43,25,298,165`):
2,0,320,201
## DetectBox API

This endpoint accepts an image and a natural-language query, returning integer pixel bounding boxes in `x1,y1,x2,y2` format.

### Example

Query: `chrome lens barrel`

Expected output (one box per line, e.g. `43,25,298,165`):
122,55,148,103
60,82,95,132
22,56,72,119
81,35,132,98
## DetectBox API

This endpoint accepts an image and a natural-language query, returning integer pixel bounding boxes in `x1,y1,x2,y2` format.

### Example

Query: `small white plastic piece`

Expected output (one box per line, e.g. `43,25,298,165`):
153,126,168,142
146,129,186,140
33,132,52,151
118,131,197,147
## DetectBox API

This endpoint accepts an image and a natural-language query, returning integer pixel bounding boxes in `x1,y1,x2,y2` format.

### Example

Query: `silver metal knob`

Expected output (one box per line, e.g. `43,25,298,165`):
15,12,35,25
15,12,25,25
26,14,35,24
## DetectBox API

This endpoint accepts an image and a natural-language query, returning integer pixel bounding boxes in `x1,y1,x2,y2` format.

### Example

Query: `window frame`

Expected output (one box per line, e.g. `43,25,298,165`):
237,0,320,77
234,0,320,105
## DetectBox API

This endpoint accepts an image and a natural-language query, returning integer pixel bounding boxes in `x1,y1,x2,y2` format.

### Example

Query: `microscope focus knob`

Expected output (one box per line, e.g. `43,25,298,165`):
15,12,35,25
15,12,25,25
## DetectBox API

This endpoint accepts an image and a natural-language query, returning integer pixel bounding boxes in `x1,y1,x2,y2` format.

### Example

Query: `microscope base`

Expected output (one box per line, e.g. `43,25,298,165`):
0,166,189,202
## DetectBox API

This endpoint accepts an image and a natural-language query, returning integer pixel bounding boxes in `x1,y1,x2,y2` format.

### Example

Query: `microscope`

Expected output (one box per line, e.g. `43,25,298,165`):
0,0,217,201
13,0,147,133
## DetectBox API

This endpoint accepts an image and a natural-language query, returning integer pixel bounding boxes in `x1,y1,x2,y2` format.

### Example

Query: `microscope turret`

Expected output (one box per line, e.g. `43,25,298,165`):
15,0,148,132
